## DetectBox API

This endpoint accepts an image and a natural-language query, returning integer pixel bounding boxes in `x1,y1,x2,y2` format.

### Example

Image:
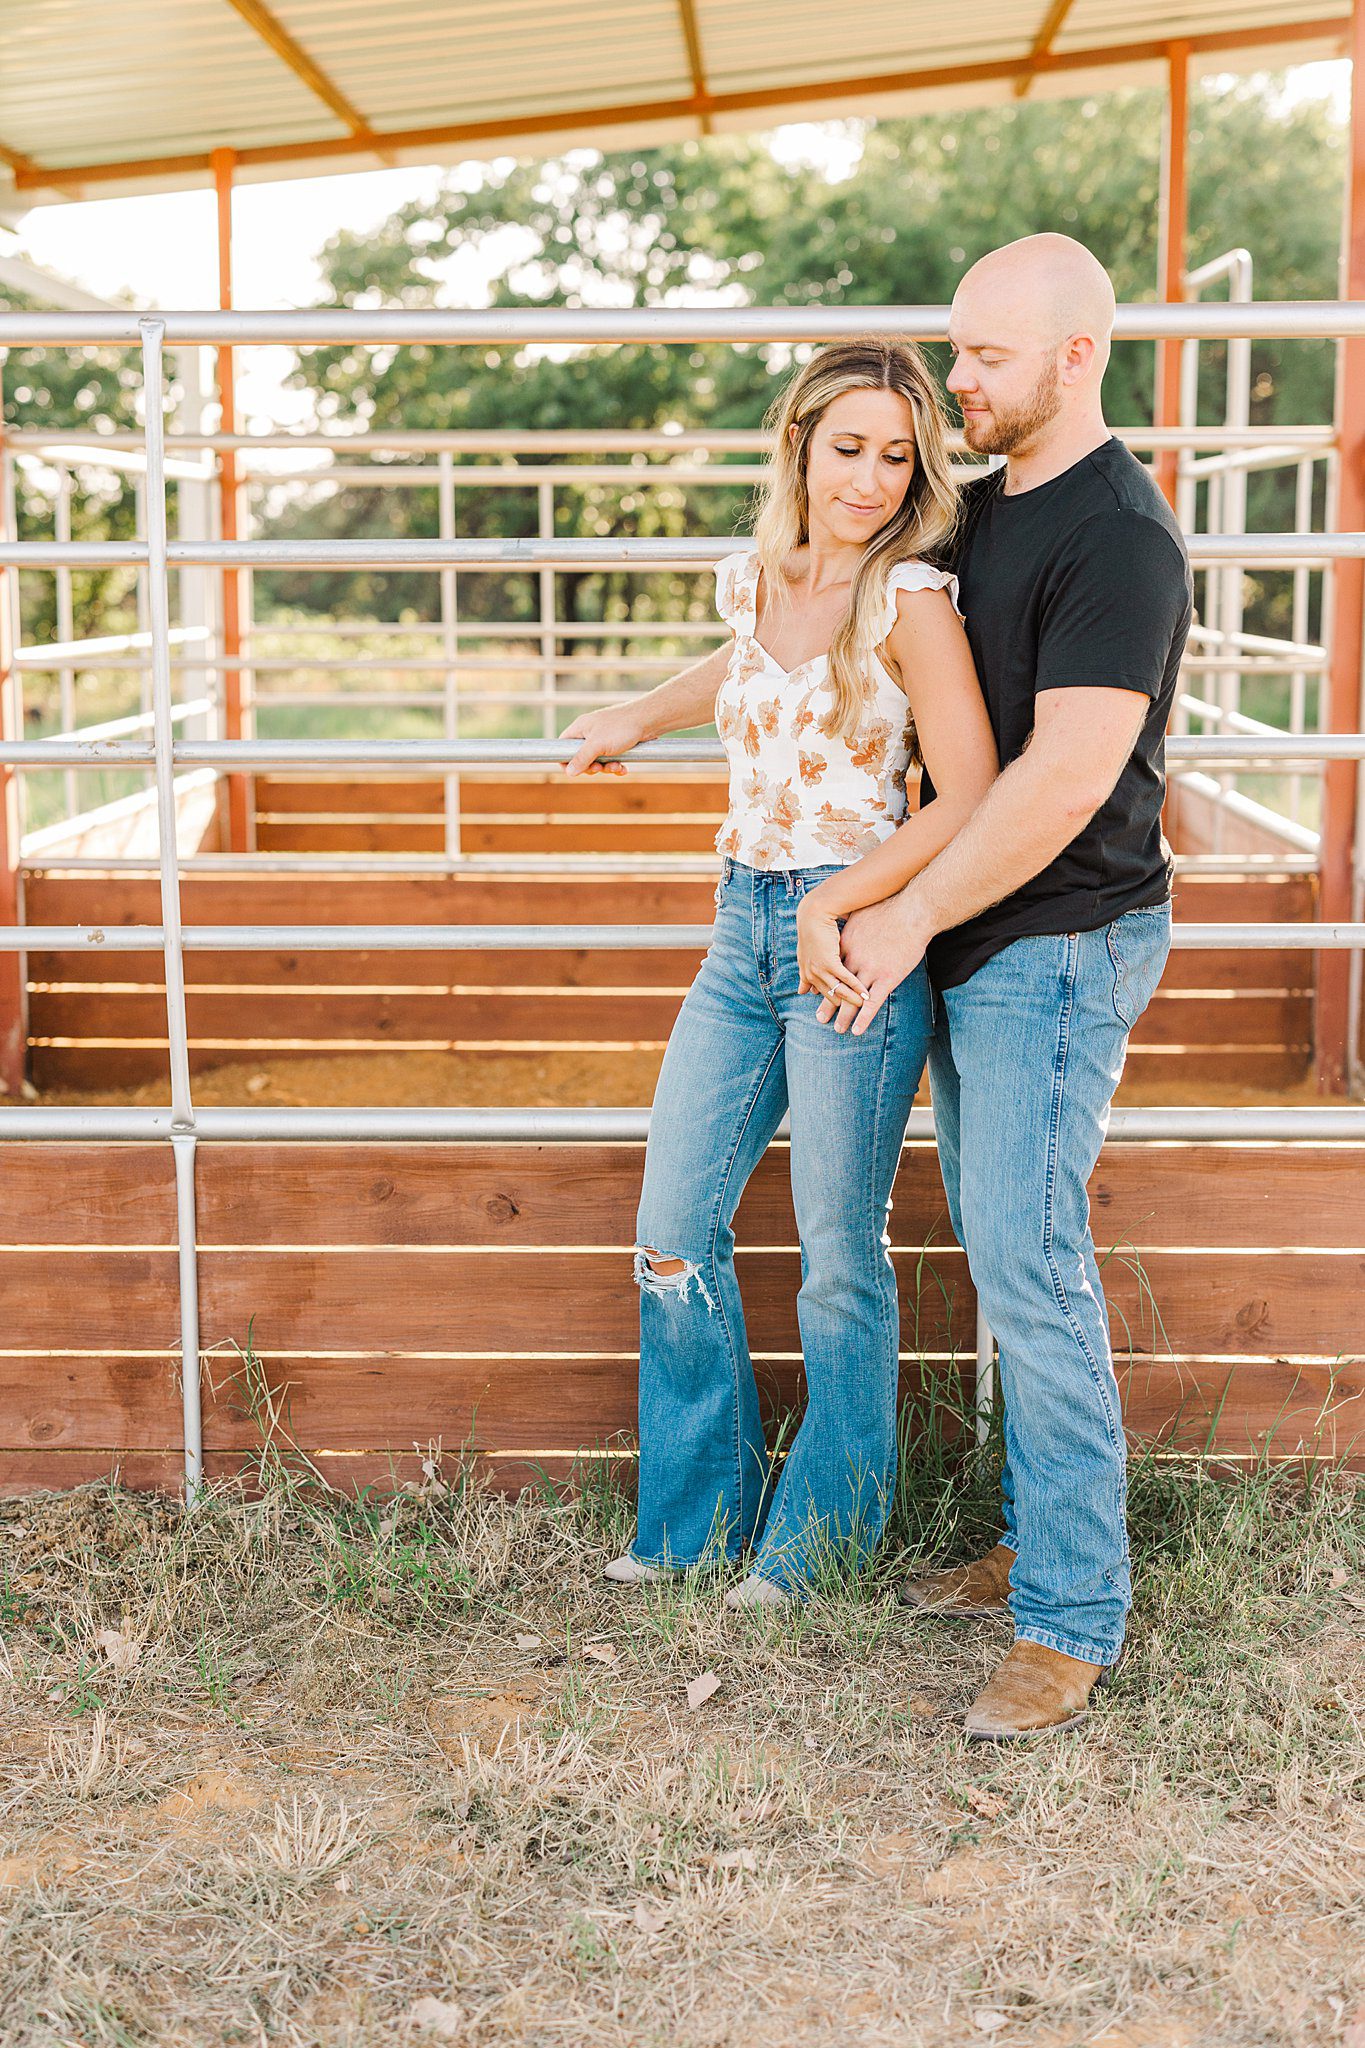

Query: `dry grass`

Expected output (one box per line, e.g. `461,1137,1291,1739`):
0,1429,1361,2048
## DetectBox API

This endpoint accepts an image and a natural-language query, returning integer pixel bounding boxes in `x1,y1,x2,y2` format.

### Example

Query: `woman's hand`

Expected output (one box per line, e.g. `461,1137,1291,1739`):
561,702,648,777
796,891,870,1010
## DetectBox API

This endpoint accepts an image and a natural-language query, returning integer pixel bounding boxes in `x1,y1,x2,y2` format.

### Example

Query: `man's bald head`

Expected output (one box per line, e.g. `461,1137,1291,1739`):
946,235,1116,460
957,234,1115,355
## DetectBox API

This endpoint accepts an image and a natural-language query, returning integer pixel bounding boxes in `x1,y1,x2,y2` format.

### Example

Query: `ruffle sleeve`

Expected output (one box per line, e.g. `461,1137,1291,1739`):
881,559,964,634
714,548,760,632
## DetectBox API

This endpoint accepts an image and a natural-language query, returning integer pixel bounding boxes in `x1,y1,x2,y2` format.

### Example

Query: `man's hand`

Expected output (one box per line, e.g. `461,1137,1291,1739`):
815,893,931,1035
561,703,647,777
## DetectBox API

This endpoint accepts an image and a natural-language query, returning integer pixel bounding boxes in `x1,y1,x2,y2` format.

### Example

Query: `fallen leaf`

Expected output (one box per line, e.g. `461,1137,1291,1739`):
972,2011,1010,2035
93,1629,140,1675
334,1873,351,1894
686,1670,721,1711
1345,2002,1365,2048
408,1995,465,2039
1328,1566,1351,1589
708,1847,757,1872
965,1785,1007,1819
583,1642,617,1666
515,1633,540,1650
633,1898,669,1935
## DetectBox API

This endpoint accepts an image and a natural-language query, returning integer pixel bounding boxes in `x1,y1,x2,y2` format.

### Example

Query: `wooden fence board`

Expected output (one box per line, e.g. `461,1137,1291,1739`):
0,1356,181,1450
193,1142,1365,1252
25,945,1317,996
255,819,727,855
188,1245,1363,1358
254,775,731,816
2,1137,1362,1486
26,986,1310,1055
24,1042,1314,1092
0,1145,176,1243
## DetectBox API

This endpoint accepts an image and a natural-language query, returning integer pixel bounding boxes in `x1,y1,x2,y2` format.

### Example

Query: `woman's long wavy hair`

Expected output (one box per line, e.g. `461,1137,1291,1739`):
750,335,959,748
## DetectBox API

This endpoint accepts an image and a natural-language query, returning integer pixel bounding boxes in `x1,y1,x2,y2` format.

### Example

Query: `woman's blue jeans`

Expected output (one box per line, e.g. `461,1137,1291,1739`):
631,857,933,1590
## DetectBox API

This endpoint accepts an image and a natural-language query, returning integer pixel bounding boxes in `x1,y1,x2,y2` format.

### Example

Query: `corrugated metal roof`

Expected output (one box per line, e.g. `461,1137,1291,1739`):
0,0,1349,210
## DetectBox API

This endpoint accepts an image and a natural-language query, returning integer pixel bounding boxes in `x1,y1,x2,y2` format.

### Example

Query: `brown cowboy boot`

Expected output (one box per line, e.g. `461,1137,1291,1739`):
899,1541,1016,1616
964,1639,1115,1742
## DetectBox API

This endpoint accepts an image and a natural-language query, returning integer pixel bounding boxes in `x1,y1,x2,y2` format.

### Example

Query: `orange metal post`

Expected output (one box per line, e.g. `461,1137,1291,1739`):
0,371,25,1096
212,146,250,851
1318,0,1365,1092
1154,41,1190,507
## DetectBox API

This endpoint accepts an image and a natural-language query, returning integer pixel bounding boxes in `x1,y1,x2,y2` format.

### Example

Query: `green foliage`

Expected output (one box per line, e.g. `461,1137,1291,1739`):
4,76,1350,649
260,76,1345,626
0,280,155,650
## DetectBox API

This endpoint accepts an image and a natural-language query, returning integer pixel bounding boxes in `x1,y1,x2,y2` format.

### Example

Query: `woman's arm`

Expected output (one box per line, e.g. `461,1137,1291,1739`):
561,643,732,778
802,587,997,918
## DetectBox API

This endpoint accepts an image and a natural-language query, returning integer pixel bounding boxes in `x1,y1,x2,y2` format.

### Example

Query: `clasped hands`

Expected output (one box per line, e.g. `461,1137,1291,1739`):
795,884,930,1036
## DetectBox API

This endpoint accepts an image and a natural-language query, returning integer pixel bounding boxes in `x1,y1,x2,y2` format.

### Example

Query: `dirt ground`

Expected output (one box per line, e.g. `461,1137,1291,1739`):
32,1046,1332,1110
0,1450,1361,2048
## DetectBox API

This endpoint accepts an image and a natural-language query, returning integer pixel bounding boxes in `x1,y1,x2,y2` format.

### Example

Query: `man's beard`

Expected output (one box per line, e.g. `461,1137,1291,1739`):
962,358,1063,456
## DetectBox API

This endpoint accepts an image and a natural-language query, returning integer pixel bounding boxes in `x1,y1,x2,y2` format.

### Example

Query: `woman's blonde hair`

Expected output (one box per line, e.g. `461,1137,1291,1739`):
750,335,959,750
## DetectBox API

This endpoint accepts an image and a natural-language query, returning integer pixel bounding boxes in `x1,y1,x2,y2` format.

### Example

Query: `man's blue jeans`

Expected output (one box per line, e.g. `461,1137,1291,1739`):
926,903,1173,1665
632,857,933,1590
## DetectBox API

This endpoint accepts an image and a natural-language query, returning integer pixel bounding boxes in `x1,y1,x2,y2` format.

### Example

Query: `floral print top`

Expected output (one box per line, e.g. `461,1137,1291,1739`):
711,549,963,869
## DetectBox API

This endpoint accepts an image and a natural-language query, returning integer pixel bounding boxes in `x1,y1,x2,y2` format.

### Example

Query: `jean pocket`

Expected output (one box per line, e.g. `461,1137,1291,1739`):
1106,904,1173,1029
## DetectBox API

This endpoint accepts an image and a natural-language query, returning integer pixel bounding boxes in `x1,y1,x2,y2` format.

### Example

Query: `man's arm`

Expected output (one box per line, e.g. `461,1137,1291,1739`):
823,685,1148,1032
561,646,730,777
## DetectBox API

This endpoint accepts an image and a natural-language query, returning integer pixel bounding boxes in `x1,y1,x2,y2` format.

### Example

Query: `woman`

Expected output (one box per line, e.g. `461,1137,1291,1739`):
561,336,997,1605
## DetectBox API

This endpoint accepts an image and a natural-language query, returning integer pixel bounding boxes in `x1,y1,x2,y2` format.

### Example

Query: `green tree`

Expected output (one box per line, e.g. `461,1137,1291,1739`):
0,284,156,656
266,77,1345,645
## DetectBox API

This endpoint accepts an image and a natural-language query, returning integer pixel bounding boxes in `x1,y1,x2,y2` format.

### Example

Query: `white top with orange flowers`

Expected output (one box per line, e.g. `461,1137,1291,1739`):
711,548,963,869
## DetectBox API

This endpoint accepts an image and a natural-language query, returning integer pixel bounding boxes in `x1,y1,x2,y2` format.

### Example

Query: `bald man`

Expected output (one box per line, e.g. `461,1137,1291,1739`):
819,235,1192,1739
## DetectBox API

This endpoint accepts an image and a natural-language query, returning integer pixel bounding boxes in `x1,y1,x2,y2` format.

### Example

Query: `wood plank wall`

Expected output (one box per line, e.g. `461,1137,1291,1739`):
0,1139,1360,1495
23,772,1316,1089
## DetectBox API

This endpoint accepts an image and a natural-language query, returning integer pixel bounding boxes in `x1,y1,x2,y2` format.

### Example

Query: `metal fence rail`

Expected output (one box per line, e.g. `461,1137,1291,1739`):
2,306,1364,1502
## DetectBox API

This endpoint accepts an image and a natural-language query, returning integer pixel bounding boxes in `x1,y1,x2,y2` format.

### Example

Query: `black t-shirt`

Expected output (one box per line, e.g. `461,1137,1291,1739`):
921,436,1193,989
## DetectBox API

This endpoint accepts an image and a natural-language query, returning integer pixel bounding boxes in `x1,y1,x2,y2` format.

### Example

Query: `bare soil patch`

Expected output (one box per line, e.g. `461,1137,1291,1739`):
0,1454,1361,2046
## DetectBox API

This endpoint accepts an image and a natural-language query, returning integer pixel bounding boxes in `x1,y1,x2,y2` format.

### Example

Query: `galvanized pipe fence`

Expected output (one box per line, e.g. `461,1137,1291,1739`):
1,307,1364,1492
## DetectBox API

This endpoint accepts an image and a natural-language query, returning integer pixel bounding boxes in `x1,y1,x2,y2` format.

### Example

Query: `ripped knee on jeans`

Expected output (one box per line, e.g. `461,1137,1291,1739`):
633,1245,715,1313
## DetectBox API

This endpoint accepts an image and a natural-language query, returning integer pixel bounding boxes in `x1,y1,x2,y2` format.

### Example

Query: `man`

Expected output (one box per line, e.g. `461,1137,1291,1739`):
819,234,1193,1740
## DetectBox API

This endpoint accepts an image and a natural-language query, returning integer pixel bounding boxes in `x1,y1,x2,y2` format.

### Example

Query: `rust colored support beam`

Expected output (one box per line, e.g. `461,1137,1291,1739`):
1014,0,1078,98
1155,42,1191,506
7,15,1351,194
0,372,26,1098
0,130,82,201
1318,0,1365,1092
676,0,713,135
223,0,379,142
212,149,250,854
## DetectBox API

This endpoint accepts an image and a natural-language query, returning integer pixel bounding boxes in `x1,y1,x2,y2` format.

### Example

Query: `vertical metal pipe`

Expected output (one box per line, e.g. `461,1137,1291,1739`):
211,147,249,852
240,475,257,854
134,475,152,803
974,1300,996,1447
171,1130,204,1503
139,319,196,1127
54,469,77,822
0,444,26,847
538,478,556,740
0,375,26,1099
1289,455,1313,828
1154,41,1190,507
438,449,461,858
1219,255,1253,735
